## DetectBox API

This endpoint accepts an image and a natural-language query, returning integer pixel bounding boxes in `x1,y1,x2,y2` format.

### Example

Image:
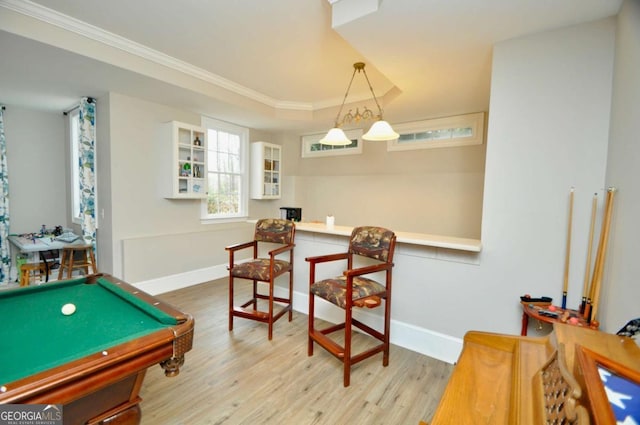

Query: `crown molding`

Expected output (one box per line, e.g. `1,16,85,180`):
0,0,314,112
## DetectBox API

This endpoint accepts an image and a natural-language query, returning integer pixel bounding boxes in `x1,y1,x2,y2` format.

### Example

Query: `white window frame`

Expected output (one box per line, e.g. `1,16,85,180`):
301,128,363,158
387,112,485,151
200,116,249,222
68,108,82,224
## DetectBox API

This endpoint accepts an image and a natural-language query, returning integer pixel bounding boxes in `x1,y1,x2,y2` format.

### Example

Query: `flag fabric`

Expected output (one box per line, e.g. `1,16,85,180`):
599,365,640,425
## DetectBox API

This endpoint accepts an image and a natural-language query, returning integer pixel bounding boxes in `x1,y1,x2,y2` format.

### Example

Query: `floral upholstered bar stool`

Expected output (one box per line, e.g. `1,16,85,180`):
226,218,296,340
306,226,396,387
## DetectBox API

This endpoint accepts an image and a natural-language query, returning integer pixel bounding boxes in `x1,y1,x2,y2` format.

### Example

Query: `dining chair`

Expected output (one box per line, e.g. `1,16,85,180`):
39,249,60,282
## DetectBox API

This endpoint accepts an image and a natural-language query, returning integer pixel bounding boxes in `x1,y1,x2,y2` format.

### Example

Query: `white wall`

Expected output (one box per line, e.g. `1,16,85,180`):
103,93,246,281
602,0,640,332
3,106,67,234
480,18,616,334
280,126,487,239
293,16,624,361
117,16,628,351
102,93,281,284
4,8,637,362
95,94,113,277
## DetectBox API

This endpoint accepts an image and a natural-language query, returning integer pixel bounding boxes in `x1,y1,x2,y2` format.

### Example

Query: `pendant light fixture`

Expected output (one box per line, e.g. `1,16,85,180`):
319,62,399,145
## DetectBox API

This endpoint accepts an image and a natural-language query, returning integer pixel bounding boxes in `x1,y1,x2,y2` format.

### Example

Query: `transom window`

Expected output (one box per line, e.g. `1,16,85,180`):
301,129,363,158
387,112,485,151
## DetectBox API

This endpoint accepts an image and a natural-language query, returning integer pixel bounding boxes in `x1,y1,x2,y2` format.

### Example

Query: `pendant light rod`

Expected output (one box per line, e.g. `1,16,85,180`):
358,62,385,120
332,63,361,127
333,62,385,125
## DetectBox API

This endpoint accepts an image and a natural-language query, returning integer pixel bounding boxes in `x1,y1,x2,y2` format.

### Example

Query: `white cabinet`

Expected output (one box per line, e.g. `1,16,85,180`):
162,121,207,199
251,142,281,199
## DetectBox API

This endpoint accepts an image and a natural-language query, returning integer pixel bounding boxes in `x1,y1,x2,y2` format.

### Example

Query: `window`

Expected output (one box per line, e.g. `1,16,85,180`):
68,108,81,224
301,129,363,158
201,117,249,221
386,112,485,151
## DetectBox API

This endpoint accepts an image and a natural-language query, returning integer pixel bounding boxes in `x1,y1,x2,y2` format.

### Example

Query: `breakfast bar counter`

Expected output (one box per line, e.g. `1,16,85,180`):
293,222,482,252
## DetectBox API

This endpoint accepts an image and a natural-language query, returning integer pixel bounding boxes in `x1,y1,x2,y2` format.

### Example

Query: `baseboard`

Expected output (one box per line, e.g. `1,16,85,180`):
132,266,462,364
132,264,229,296
292,288,462,365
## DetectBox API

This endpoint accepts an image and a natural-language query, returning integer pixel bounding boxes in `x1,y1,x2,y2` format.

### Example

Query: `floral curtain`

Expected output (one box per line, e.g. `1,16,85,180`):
78,97,97,248
0,107,10,285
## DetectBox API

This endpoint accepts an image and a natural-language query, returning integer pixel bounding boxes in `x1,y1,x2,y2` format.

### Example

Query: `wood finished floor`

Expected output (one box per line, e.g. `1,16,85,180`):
139,279,453,425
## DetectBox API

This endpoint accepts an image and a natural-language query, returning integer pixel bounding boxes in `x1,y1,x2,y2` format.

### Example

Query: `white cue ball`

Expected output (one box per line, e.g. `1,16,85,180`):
61,303,76,316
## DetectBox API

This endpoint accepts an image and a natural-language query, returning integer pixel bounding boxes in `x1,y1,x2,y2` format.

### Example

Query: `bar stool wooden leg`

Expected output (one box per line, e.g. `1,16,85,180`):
20,263,46,286
58,249,69,280
20,265,29,287
88,249,97,274
68,250,76,278
58,245,98,280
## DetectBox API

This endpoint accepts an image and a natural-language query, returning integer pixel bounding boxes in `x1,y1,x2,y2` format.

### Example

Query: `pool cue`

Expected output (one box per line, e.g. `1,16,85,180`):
589,187,615,325
561,187,574,310
585,188,614,321
584,190,607,321
580,193,598,314
583,191,608,321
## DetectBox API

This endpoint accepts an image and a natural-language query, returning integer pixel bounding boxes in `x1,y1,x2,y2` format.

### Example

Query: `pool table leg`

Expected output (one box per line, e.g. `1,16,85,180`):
160,355,186,377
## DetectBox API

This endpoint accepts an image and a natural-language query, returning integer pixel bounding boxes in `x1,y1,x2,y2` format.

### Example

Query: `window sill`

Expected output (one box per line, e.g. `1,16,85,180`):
202,216,249,225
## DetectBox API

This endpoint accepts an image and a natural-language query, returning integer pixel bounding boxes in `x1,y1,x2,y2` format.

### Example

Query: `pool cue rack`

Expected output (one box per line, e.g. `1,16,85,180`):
520,187,616,333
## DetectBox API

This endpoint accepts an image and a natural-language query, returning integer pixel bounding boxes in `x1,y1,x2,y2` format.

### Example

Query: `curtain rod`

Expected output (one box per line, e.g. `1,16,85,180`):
63,105,79,116
63,97,95,116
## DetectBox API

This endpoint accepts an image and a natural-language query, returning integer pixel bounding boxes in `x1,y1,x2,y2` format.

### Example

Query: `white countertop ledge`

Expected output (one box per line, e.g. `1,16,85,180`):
293,222,482,253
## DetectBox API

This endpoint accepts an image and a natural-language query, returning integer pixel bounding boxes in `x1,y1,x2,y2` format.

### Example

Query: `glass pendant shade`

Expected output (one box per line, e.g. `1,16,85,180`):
362,120,399,141
319,127,352,146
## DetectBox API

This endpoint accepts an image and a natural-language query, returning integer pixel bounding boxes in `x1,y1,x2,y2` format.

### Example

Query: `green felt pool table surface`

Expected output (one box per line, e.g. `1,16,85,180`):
1,276,178,385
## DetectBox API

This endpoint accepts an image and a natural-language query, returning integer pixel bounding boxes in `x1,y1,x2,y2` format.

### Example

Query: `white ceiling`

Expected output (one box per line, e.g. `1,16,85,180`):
0,0,623,133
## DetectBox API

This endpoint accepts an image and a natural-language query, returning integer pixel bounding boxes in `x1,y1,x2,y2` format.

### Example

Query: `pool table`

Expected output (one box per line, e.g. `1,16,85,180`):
0,273,194,425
